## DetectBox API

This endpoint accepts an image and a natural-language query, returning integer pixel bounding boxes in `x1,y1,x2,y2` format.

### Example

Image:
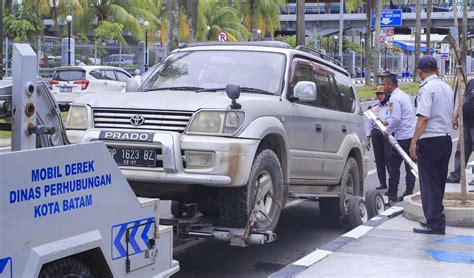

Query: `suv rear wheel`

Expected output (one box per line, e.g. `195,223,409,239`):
319,157,360,226
219,149,284,231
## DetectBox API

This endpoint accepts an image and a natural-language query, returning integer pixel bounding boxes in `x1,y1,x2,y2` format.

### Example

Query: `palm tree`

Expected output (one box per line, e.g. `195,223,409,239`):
0,0,3,78
365,0,376,85
55,0,161,42
186,0,199,42
425,0,432,54
234,0,286,39
296,0,305,46
165,0,179,51
197,1,249,42
414,0,421,81
373,0,383,85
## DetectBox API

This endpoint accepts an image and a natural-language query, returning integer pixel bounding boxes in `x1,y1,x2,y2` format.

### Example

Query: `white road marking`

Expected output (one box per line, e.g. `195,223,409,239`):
285,199,305,208
380,206,403,217
342,225,373,239
292,249,333,267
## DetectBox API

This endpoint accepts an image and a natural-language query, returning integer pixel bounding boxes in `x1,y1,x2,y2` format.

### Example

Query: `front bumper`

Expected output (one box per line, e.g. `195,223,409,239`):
81,129,259,187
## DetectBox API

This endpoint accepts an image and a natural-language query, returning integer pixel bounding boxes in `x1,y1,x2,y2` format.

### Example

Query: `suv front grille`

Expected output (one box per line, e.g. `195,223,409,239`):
93,109,194,133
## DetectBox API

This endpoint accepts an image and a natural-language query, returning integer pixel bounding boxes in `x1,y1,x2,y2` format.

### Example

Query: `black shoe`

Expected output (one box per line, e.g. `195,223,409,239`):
376,185,388,190
446,176,460,183
413,227,445,235
419,220,428,227
398,191,413,201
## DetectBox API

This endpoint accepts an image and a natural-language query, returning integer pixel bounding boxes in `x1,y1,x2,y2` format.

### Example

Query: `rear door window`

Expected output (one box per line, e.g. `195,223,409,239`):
314,72,338,110
102,70,116,80
53,70,85,81
337,81,356,113
116,70,131,82
89,69,104,79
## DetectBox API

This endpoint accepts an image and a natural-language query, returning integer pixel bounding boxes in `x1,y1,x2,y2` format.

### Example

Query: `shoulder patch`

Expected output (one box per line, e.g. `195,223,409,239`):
389,102,394,112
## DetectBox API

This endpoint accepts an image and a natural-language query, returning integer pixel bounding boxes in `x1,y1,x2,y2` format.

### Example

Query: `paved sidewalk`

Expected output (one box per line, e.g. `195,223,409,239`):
270,184,474,277
0,138,10,148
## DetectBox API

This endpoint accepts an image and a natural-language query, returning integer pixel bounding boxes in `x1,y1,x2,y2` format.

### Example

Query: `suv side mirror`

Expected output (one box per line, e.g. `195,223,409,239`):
126,77,140,92
293,81,317,103
226,84,241,109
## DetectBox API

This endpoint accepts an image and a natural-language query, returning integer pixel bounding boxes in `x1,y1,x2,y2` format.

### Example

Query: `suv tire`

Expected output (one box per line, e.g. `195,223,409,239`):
219,149,284,231
319,157,360,226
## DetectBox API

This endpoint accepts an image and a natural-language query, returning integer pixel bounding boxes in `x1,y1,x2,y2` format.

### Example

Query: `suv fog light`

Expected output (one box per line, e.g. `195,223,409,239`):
185,151,214,168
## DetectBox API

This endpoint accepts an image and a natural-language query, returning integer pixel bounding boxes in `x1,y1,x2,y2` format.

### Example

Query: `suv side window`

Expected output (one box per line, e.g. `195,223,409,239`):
314,71,338,110
336,79,356,113
290,59,317,106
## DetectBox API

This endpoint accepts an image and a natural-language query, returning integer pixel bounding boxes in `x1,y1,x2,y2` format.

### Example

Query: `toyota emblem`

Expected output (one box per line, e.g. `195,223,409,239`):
130,114,145,126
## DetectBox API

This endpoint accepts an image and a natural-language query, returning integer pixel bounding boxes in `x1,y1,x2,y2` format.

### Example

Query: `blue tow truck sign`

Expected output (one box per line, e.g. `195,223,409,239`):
371,9,403,27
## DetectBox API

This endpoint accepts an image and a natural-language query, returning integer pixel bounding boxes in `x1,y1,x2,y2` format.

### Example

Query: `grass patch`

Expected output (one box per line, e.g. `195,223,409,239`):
355,82,422,100
0,111,68,139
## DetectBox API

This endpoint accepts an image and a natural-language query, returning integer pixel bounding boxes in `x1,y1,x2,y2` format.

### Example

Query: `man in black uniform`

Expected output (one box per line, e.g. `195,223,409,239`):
365,86,392,190
410,56,454,235
446,79,474,184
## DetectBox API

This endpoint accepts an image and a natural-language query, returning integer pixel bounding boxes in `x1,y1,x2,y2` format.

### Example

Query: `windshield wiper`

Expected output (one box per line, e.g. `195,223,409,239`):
144,86,204,92
240,87,274,95
195,87,274,95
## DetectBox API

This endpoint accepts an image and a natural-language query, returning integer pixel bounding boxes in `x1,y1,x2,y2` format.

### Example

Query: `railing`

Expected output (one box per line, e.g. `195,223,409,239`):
281,2,473,15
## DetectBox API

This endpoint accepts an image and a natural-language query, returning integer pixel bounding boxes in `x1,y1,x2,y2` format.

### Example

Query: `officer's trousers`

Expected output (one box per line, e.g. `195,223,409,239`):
449,126,474,180
372,131,391,186
388,138,416,198
417,136,452,230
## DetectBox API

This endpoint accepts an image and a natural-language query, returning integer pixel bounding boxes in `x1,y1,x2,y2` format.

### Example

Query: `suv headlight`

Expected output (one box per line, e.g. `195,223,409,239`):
65,105,92,130
187,111,245,135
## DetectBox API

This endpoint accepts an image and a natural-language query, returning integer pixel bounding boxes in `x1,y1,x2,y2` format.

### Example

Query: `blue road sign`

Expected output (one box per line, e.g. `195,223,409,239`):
371,9,403,27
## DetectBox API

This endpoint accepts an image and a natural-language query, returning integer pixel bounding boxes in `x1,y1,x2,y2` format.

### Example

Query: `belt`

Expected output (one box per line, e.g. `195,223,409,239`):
420,132,450,139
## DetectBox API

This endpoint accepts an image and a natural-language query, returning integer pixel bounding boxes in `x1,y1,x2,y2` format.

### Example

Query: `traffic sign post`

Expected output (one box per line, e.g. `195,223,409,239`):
217,31,228,42
371,9,403,27
441,43,449,60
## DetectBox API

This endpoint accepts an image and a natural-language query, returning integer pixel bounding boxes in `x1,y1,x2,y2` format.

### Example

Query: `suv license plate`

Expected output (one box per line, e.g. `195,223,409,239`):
60,87,72,93
108,146,156,167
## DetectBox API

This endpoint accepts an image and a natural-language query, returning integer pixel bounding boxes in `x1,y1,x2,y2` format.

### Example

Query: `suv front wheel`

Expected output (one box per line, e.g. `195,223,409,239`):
219,149,285,231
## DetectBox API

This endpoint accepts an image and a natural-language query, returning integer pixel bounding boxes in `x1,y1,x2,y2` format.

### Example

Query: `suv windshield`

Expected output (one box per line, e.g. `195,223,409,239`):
53,70,85,81
140,50,286,95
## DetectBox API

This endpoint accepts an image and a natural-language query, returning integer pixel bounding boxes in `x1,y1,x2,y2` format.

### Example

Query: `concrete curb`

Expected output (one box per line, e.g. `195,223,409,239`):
268,204,404,278
0,138,10,148
403,192,474,227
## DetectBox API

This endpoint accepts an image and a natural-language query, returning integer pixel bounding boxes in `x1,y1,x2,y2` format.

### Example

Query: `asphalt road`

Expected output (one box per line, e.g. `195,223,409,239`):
0,99,462,278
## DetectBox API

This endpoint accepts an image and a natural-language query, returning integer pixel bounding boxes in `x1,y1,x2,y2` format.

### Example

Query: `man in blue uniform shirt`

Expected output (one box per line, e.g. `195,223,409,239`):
382,74,416,202
366,86,392,190
410,56,454,235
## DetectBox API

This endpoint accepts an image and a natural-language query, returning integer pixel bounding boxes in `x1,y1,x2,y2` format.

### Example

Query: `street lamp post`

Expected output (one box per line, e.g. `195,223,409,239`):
334,35,338,58
144,21,149,72
256,29,262,41
66,15,72,66
361,38,365,71
207,26,211,41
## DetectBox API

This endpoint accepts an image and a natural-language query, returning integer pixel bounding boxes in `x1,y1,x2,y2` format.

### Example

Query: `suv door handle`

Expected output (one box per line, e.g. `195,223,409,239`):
341,125,347,133
315,124,322,133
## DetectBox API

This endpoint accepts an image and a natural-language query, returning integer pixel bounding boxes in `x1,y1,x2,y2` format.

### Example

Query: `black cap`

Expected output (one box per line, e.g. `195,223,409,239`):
416,55,437,70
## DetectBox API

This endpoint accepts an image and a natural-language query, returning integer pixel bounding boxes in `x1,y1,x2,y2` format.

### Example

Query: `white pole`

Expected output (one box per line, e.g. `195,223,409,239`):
5,38,8,77
338,0,344,63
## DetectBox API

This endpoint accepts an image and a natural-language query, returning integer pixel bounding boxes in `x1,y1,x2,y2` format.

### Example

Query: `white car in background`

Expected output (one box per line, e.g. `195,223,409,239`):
51,66,132,110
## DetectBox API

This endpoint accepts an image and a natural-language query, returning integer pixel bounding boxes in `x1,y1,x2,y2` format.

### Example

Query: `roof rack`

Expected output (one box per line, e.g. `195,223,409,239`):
295,45,343,67
179,41,292,49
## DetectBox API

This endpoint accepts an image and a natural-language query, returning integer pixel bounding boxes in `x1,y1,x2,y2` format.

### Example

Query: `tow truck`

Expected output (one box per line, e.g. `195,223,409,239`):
0,44,179,277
